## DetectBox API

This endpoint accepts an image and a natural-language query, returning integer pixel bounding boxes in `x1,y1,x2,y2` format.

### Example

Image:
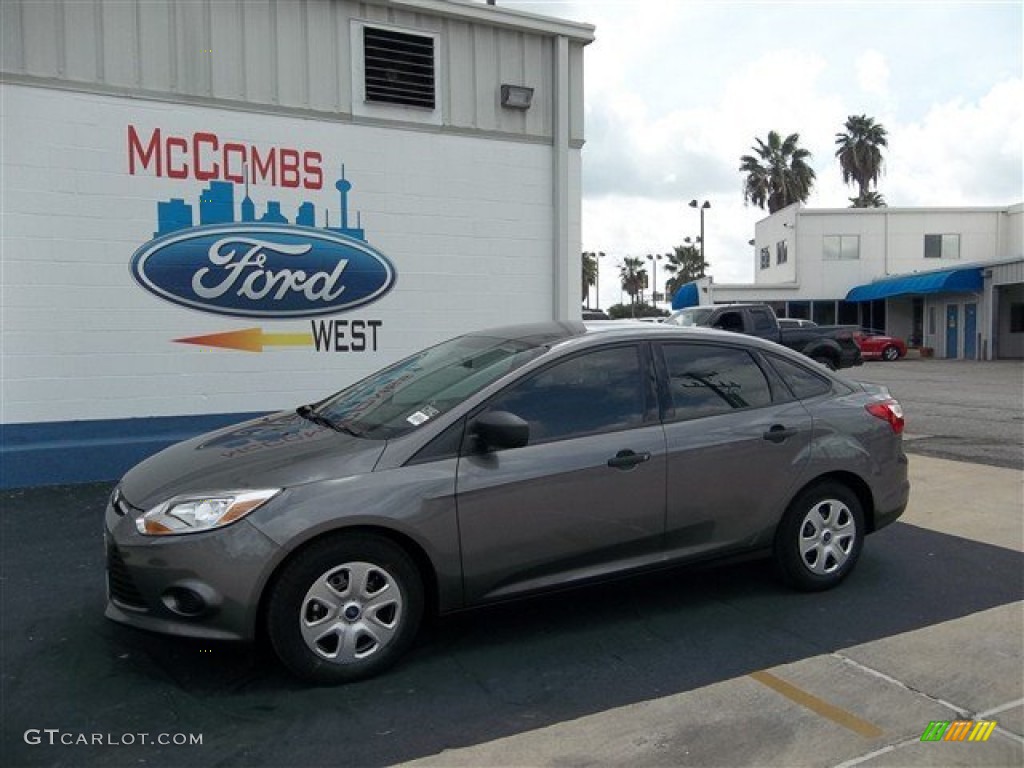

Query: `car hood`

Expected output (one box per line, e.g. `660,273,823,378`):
120,410,386,510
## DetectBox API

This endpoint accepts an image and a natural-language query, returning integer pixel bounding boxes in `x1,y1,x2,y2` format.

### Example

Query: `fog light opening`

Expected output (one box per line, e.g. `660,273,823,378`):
162,587,208,617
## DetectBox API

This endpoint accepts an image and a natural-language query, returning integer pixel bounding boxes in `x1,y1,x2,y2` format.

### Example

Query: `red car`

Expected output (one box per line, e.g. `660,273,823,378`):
854,330,907,361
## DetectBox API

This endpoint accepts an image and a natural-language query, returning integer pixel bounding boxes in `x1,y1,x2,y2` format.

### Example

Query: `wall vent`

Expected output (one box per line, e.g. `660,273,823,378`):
363,27,436,109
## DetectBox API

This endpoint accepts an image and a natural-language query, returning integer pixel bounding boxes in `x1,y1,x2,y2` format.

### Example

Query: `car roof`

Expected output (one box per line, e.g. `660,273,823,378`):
469,319,770,348
464,320,852,387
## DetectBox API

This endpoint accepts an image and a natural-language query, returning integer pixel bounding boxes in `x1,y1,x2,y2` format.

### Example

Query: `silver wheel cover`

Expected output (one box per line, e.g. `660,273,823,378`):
797,499,856,575
299,561,404,664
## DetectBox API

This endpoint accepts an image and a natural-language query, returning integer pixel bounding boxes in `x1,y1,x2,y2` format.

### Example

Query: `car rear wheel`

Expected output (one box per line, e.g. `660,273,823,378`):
774,482,864,591
811,355,837,371
882,345,900,361
266,534,423,684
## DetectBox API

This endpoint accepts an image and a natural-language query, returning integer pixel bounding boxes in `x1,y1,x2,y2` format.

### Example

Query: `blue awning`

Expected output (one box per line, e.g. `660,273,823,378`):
845,267,983,302
671,281,700,309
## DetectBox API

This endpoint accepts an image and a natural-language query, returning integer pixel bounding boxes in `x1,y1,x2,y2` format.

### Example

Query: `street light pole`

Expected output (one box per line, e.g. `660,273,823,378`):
646,253,662,307
689,199,711,272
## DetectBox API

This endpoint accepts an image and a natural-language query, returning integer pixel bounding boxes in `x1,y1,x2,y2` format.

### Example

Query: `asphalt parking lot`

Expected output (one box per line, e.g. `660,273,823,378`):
2,358,1022,768
850,358,1024,470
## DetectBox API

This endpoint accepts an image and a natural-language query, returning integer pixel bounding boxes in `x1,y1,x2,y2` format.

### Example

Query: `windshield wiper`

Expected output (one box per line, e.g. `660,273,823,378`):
295,404,362,437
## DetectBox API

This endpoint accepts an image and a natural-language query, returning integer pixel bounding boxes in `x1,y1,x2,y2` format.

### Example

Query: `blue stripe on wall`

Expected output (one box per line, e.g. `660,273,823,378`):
1,412,270,490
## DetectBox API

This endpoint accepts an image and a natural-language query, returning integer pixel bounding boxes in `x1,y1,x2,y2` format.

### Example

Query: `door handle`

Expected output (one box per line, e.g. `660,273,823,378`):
607,450,651,469
763,425,798,443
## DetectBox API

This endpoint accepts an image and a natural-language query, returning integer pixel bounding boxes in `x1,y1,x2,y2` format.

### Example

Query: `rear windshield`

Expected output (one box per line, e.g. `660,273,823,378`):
314,335,547,439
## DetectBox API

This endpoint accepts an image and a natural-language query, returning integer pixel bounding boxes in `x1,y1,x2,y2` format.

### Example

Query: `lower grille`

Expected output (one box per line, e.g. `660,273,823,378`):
106,543,147,610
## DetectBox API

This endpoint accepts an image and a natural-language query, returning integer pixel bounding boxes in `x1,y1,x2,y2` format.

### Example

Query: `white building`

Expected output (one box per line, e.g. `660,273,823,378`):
0,0,593,487
707,203,1024,361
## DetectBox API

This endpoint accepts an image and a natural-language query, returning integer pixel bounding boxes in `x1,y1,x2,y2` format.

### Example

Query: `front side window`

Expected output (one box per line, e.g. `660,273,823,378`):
713,311,744,333
924,233,960,259
661,344,772,420
484,346,645,445
823,235,860,260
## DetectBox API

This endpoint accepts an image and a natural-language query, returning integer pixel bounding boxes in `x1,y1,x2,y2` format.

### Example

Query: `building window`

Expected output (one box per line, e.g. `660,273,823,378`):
760,247,771,270
924,233,960,259
928,306,937,335
776,240,788,265
823,235,860,260
788,301,810,320
1011,303,1024,333
812,301,836,326
837,301,859,325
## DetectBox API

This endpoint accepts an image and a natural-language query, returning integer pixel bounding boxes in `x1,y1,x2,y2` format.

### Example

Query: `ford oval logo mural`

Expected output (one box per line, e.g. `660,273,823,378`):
131,223,396,319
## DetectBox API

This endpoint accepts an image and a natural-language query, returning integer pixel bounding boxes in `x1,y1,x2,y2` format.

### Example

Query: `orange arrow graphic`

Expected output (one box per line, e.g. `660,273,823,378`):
175,328,314,353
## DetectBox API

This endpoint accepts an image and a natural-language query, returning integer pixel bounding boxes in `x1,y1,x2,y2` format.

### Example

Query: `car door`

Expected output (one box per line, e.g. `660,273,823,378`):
455,343,667,604
656,341,813,558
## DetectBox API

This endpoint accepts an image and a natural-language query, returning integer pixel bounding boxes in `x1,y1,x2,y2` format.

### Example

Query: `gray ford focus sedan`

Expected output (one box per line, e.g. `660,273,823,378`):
105,322,909,683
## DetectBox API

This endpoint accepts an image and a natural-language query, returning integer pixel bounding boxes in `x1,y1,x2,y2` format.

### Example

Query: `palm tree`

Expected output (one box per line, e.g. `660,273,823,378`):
849,190,887,208
619,257,647,310
663,245,708,298
581,252,598,307
740,131,816,213
835,115,888,204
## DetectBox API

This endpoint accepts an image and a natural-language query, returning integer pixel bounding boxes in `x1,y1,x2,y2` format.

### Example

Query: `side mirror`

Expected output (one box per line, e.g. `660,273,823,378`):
471,410,529,450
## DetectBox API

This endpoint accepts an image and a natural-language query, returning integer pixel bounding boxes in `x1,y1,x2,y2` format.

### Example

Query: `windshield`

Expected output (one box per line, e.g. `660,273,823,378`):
313,334,548,439
666,307,714,327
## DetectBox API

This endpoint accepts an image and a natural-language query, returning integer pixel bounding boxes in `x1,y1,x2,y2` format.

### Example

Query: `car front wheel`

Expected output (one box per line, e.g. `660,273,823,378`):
266,533,424,684
882,345,900,361
774,482,864,591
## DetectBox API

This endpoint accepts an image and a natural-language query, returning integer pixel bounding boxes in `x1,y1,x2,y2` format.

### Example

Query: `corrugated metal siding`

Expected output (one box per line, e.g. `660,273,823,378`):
990,260,1024,287
2,0,575,142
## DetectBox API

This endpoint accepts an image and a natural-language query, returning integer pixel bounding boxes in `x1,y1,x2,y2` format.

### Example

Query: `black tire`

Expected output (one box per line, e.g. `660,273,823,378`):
266,533,423,684
774,481,864,591
812,355,837,371
882,345,900,362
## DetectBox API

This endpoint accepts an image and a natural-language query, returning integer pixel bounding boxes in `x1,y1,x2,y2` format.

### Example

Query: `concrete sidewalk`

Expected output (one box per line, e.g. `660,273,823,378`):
396,456,1024,768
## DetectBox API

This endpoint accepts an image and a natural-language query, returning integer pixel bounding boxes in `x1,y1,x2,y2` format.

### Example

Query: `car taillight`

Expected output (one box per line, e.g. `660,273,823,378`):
866,399,904,435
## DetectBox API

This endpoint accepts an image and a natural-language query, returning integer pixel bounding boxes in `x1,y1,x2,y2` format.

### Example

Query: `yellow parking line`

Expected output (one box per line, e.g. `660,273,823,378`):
750,670,884,739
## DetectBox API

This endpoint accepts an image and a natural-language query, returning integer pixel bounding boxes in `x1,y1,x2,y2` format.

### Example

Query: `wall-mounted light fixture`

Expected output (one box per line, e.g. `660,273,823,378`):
501,84,534,110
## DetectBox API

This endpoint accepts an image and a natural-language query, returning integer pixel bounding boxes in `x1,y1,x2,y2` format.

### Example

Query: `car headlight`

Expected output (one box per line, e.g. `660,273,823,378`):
135,489,281,536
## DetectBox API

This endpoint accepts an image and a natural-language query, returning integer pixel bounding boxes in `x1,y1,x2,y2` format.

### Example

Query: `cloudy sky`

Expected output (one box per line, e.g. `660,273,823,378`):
504,0,1023,309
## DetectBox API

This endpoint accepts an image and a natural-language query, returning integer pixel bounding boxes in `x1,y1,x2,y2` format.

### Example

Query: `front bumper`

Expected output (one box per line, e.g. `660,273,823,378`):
104,496,283,642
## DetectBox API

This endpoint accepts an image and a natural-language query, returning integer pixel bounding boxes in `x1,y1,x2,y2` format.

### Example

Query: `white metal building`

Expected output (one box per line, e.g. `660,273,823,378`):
709,203,1024,361
0,0,594,487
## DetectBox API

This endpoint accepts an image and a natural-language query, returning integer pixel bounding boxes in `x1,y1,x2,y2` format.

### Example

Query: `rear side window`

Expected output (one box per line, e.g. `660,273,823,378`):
766,354,832,400
661,344,772,419
485,345,645,444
